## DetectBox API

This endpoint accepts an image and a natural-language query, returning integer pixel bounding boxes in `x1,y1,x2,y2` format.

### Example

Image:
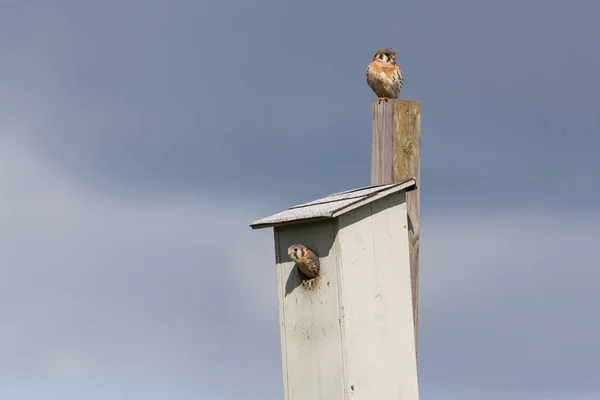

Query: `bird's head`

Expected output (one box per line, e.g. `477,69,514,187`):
287,244,306,262
374,48,397,65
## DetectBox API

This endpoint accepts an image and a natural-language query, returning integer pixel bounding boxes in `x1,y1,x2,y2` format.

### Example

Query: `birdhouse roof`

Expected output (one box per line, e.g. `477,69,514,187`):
250,178,416,230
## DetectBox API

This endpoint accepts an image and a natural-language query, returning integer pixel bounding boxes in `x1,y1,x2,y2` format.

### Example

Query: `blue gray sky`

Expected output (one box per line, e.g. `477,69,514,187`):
0,1,599,399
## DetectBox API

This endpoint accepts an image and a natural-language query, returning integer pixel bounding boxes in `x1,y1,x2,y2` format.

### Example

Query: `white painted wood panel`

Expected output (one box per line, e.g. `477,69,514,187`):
275,220,344,400
270,191,419,399
336,191,419,399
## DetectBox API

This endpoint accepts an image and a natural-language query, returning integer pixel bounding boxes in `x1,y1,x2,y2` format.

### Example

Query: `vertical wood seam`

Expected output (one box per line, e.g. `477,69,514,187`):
333,219,348,398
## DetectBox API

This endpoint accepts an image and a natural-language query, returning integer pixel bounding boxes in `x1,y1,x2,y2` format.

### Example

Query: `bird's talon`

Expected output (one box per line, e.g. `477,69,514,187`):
303,278,316,290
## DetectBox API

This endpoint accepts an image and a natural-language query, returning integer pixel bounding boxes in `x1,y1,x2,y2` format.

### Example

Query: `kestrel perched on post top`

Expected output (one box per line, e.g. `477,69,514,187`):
366,48,403,103
287,244,320,289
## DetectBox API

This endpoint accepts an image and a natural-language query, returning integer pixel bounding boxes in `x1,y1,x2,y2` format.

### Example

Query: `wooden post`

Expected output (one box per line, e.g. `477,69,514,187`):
371,99,421,355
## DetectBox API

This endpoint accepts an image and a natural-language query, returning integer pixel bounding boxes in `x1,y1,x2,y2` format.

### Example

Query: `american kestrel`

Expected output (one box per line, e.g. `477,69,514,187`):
287,244,320,289
366,48,403,103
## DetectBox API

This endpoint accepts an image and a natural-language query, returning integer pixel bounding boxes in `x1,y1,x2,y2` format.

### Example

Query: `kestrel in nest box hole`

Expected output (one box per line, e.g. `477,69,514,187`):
287,244,320,290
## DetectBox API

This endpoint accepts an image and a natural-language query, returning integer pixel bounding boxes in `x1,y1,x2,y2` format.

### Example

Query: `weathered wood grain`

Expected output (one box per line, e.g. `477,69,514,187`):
371,100,395,184
371,99,421,355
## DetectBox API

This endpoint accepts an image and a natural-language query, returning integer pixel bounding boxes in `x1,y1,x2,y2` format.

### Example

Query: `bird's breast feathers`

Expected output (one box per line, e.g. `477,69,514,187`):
367,61,399,79
367,61,402,97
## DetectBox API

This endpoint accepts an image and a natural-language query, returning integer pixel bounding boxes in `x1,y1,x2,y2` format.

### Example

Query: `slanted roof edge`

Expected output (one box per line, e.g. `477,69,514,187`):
249,216,332,230
331,178,416,219
249,178,416,230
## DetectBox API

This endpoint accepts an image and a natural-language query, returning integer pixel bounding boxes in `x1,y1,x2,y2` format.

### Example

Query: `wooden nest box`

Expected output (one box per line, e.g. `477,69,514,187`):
250,178,419,400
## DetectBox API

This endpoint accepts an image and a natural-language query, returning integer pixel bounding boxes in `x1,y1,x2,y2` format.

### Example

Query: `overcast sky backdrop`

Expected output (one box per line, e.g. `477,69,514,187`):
1,1,599,399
